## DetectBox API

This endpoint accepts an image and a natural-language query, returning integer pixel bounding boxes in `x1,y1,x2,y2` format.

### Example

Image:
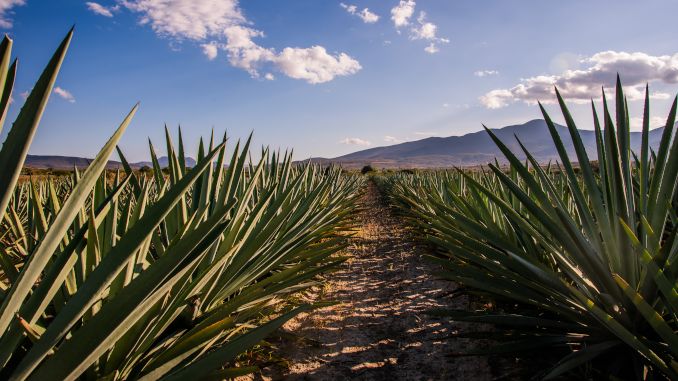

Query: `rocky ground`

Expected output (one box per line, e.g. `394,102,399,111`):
249,181,492,380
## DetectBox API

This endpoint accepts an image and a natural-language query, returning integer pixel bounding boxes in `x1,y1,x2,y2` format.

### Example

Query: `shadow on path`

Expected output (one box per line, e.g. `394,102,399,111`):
255,180,491,380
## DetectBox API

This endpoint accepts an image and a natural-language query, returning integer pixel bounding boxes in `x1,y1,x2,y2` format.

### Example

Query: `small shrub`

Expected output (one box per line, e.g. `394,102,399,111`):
360,165,374,174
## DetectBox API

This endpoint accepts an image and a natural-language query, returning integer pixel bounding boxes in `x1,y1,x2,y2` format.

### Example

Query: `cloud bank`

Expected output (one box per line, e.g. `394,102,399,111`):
118,0,361,84
480,51,678,109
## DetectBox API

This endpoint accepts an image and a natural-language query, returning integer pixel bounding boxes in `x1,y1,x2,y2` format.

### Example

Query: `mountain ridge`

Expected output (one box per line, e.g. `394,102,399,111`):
24,119,671,170
24,155,197,170
314,119,668,168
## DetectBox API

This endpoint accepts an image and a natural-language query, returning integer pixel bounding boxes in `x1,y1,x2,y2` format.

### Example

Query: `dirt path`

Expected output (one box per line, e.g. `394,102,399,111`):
257,181,491,380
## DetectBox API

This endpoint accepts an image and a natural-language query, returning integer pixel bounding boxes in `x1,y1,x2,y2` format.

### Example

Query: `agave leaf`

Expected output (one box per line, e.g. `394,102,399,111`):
27,217,230,381
201,366,259,381
639,85,651,215
0,28,72,224
0,102,137,337
0,35,14,133
12,142,224,379
0,58,16,132
157,305,312,381
613,274,678,358
115,145,142,194
543,341,620,380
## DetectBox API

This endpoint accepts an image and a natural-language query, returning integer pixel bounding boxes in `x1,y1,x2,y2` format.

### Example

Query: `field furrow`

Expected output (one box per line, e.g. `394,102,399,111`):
257,181,491,380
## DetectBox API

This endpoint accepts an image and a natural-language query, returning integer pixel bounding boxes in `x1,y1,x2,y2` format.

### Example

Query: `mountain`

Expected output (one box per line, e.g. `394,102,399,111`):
318,119,668,168
129,156,197,169
24,155,196,170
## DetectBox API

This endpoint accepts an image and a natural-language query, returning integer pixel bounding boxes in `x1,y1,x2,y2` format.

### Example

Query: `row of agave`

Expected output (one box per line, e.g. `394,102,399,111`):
0,29,361,379
382,81,678,379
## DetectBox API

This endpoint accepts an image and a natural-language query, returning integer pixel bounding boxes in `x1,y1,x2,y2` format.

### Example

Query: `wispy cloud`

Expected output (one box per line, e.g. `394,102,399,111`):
474,70,499,77
384,135,402,143
0,0,24,29
340,137,371,146
442,103,471,110
340,3,379,24
409,12,435,40
424,43,438,54
390,2,448,53
120,0,361,84
86,2,120,17
630,116,666,131
53,86,75,103
414,131,444,137
410,12,449,54
480,51,677,109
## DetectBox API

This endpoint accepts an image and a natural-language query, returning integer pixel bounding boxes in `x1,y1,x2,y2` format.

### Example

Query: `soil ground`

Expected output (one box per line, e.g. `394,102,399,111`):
252,181,492,380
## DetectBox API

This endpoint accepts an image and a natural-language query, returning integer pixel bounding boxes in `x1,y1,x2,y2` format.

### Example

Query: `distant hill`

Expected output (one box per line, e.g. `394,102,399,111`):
314,119,669,168
24,155,196,170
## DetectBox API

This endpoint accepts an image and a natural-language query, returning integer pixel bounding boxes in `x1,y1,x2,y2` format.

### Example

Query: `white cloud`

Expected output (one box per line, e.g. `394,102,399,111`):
408,11,448,53
479,89,514,109
201,41,218,60
480,51,678,109
340,137,371,146
358,8,379,23
86,2,120,17
222,25,274,78
414,131,444,137
122,0,245,40
630,116,667,131
424,42,438,54
410,12,436,40
275,46,361,84
121,0,361,84
0,0,24,29
391,0,415,28
474,70,499,77
222,25,361,84
340,3,379,23
264,73,275,80
53,87,75,103
384,135,402,143
341,3,357,14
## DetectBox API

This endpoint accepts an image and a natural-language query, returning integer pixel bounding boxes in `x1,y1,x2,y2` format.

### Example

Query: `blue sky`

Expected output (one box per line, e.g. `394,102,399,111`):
1,0,678,161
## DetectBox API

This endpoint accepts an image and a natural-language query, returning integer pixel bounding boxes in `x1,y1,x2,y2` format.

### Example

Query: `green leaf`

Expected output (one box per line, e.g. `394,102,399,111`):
0,102,137,338
12,142,224,379
0,28,71,224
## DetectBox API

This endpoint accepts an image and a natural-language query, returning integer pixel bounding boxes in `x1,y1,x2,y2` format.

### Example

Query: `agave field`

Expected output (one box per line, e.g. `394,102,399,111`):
0,30,362,380
2,25,678,381
382,83,678,378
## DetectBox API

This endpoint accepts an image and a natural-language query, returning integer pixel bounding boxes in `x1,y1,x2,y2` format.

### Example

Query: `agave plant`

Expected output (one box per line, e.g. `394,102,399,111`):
386,79,678,379
0,29,361,380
